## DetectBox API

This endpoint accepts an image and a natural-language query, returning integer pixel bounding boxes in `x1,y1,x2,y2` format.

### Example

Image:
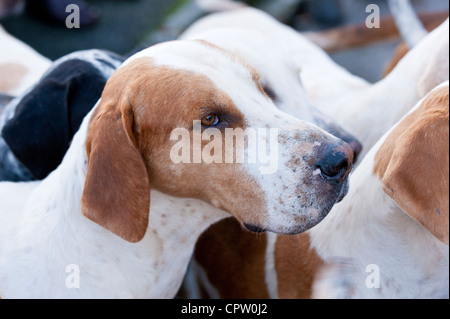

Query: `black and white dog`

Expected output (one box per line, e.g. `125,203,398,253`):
0,49,124,181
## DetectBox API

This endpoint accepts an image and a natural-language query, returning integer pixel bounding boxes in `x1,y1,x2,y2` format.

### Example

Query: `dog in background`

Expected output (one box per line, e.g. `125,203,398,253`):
0,49,124,181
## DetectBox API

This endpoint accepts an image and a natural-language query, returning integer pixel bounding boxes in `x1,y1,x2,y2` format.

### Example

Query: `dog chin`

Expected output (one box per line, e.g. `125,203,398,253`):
243,177,351,235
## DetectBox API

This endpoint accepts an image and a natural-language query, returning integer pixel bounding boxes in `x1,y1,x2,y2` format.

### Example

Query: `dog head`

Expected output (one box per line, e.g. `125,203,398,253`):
81,40,353,242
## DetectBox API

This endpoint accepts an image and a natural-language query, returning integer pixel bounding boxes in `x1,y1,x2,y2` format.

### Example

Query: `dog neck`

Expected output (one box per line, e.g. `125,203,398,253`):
0,107,230,298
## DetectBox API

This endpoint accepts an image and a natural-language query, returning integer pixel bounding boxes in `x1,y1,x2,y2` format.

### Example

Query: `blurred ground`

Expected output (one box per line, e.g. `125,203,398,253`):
0,0,448,82
1,0,179,59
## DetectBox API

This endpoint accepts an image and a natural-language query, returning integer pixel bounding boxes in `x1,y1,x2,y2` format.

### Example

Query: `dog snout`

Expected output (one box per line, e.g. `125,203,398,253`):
315,142,353,182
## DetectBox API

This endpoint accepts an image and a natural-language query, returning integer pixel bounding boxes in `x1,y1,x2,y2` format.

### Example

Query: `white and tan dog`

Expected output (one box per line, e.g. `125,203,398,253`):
0,24,51,96
184,82,449,299
0,40,353,298
182,8,449,161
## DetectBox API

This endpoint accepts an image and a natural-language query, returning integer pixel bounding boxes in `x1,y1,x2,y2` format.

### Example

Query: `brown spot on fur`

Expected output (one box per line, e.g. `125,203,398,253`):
275,233,324,299
194,218,270,298
374,86,449,244
0,62,28,93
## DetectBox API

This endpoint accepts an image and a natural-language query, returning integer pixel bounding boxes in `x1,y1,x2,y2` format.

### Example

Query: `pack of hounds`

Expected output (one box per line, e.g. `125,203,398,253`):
0,0,448,299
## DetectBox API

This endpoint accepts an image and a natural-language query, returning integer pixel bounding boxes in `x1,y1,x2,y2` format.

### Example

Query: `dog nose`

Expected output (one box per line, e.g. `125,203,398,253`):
316,143,353,182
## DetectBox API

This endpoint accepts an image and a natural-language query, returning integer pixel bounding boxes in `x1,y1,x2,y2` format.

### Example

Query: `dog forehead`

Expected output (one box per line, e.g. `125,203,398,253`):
121,40,275,120
125,40,254,86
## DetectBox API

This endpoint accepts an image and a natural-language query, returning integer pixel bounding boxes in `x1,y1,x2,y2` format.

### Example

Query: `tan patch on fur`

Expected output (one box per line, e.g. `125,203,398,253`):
194,218,270,298
275,233,323,299
374,86,449,244
82,56,267,242
0,62,28,93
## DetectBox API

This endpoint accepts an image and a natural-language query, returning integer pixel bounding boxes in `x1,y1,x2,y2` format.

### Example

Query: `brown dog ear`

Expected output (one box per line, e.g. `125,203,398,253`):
81,89,150,243
379,86,449,245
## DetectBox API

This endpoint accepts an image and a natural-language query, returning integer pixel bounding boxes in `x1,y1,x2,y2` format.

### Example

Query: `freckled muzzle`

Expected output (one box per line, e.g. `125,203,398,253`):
244,131,354,235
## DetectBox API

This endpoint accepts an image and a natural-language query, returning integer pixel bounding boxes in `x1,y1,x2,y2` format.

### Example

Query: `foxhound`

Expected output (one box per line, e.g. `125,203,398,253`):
0,49,124,182
185,82,449,299
182,8,449,161
0,40,354,298
0,24,51,96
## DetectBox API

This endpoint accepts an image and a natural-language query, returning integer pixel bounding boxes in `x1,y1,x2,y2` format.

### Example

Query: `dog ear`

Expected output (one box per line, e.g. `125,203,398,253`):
380,86,449,245
81,87,151,243
1,59,112,180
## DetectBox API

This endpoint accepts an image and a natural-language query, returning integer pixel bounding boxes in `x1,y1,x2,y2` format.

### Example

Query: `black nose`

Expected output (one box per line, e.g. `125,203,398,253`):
316,143,353,182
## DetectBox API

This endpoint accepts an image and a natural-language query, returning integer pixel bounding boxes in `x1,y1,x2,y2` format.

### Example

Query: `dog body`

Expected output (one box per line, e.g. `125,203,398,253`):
0,24,50,96
185,82,449,299
0,49,124,182
0,40,353,298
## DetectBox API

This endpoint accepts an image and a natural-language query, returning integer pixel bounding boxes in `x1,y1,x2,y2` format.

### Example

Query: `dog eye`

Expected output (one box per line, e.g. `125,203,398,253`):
201,114,219,126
